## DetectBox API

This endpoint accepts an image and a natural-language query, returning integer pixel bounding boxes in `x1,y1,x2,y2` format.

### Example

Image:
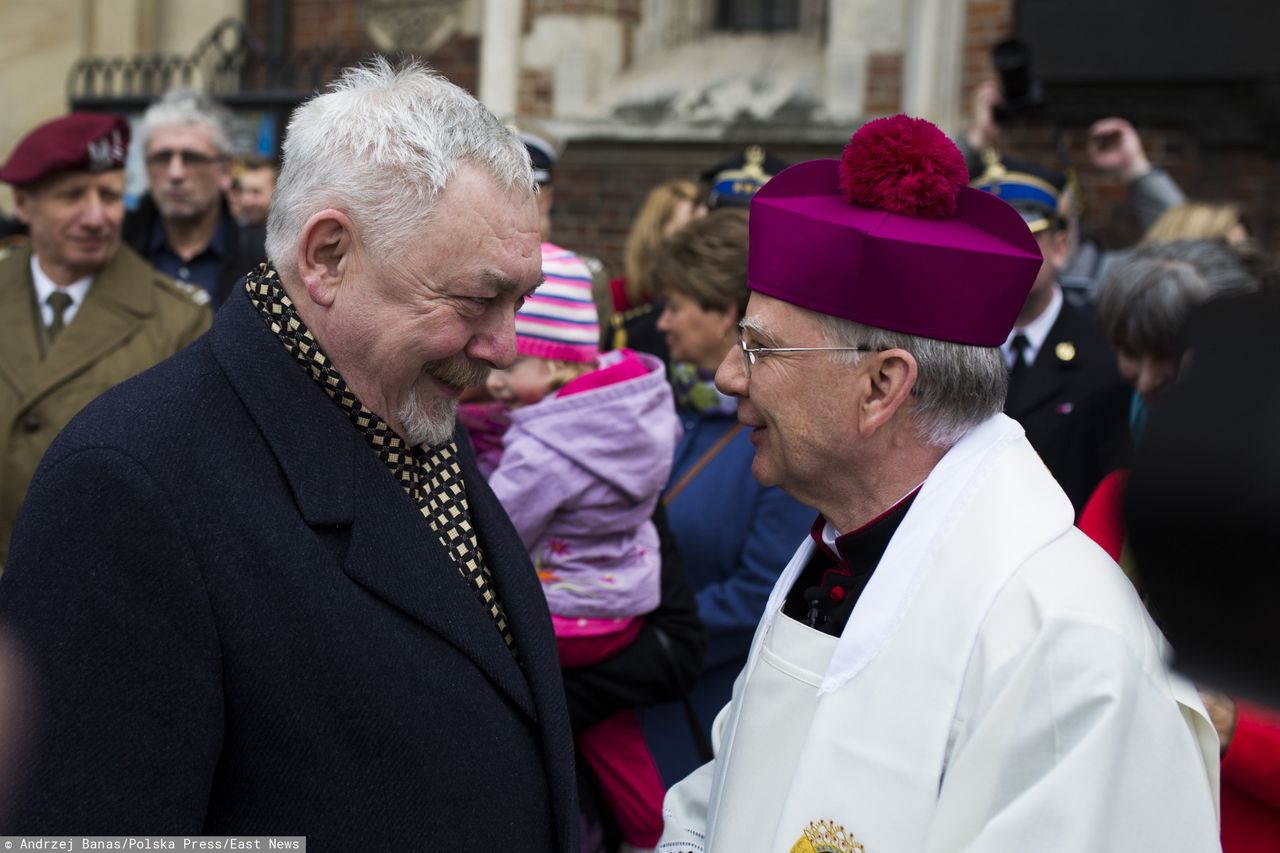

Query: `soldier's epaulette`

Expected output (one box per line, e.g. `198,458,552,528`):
163,277,211,307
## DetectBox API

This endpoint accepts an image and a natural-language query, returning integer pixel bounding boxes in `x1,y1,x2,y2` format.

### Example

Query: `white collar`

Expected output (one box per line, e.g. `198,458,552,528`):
758,413,1031,696
1003,285,1062,368
30,255,94,327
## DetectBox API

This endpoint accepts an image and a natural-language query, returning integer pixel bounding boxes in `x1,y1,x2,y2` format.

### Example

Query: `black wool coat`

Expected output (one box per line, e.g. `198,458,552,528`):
0,286,577,849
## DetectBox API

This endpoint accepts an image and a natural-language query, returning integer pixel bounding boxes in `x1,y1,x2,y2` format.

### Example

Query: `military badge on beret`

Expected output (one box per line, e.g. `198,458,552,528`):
0,112,131,186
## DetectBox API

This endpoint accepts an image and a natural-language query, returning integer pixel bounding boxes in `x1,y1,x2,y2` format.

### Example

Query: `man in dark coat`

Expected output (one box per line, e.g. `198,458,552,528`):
122,90,265,309
972,159,1129,511
0,59,576,849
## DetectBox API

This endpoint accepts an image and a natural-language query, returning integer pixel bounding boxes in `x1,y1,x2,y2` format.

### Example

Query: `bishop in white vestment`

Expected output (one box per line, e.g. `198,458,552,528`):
658,116,1222,853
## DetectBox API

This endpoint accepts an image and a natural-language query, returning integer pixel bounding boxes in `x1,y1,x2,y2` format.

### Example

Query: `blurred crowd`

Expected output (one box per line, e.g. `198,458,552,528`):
0,56,1276,853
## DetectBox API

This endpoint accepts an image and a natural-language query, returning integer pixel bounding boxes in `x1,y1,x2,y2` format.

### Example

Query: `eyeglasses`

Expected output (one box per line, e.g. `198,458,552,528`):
144,149,224,169
738,325,881,378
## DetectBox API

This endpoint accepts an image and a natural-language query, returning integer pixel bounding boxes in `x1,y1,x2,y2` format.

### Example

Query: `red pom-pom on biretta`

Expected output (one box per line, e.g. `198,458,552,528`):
838,115,968,219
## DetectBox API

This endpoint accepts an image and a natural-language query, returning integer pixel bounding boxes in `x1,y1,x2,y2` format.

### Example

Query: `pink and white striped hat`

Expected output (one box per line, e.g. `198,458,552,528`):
515,243,600,364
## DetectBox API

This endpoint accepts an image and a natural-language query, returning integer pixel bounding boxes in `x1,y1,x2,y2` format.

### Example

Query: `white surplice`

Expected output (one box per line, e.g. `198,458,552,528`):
660,415,1221,853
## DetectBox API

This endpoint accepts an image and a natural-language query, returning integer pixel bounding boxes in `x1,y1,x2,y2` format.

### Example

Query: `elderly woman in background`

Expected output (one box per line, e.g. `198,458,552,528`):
641,209,814,786
605,179,702,360
1080,238,1277,853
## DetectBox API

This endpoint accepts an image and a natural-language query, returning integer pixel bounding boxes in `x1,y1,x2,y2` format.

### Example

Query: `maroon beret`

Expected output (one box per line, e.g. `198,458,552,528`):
0,112,130,186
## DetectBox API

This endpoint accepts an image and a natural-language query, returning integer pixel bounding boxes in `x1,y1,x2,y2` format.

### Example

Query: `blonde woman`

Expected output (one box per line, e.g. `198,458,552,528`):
605,179,701,357
1142,202,1249,246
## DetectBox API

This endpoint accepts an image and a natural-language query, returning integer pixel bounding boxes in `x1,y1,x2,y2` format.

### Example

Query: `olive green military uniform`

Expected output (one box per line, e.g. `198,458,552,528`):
0,243,211,566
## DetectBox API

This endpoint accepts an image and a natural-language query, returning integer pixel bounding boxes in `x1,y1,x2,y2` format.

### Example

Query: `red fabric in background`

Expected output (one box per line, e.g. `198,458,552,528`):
1078,471,1280,852
1077,469,1128,562
1223,703,1280,853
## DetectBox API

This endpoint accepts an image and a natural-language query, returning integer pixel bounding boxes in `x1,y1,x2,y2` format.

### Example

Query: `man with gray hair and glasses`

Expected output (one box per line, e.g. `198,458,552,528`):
1,59,575,848
124,89,266,308
659,116,1221,852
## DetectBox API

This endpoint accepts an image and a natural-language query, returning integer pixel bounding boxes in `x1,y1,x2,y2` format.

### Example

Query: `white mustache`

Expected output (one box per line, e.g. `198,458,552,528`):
424,357,490,388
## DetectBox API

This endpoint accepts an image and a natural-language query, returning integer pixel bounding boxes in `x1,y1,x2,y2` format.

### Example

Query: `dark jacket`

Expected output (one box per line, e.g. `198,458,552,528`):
1004,295,1129,513
0,287,577,848
123,194,266,309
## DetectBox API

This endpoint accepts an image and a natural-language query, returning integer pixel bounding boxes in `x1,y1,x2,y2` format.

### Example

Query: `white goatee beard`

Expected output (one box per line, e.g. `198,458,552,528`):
396,387,459,448
395,357,492,447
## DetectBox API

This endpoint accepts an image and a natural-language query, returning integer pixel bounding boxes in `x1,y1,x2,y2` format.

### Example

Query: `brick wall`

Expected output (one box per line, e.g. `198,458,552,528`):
240,0,1280,264
963,0,1014,103
864,52,903,117
429,34,481,95
549,140,840,277
955,0,1280,256
245,0,478,94
1002,119,1280,255
287,0,373,53
518,68,554,117
552,126,1280,279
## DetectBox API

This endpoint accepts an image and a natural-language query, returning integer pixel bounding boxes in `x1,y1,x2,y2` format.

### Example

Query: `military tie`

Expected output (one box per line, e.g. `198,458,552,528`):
46,291,73,344
1007,332,1031,405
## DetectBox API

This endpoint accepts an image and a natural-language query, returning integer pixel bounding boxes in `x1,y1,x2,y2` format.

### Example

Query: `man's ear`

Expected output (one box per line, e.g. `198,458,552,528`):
858,348,918,438
296,209,356,308
1047,228,1071,268
12,189,33,226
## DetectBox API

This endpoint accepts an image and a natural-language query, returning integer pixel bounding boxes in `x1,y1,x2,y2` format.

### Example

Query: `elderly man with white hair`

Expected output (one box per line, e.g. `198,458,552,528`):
658,117,1222,853
0,60,575,848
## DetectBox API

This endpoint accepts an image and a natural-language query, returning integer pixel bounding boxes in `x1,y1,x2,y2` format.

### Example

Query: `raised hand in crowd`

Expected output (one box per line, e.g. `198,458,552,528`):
1087,117,1154,183
965,79,1004,152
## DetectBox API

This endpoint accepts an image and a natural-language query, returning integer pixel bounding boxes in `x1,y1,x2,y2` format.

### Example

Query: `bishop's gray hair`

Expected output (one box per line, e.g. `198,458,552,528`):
818,313,1008,448
139,89,235,156
265,56,536,274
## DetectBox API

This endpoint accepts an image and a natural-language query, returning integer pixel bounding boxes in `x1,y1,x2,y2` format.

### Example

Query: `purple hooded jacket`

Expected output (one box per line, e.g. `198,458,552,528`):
488,351,680,619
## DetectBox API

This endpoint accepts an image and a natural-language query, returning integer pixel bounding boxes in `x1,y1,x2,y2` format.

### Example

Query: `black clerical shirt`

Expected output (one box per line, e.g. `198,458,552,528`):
782,490,919,636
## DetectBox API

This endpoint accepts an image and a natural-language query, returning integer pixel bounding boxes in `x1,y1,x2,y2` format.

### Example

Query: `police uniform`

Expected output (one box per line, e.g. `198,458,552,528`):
973,157,1129,512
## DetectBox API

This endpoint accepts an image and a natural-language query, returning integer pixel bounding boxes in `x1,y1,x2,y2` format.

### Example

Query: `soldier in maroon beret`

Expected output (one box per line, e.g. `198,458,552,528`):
1,113,131,281
0,113,210,565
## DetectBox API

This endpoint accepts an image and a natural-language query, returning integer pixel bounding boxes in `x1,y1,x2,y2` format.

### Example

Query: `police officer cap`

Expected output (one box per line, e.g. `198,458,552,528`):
701,145,789,209
970,154,1068,235
520,131,557,185
0,112,131,187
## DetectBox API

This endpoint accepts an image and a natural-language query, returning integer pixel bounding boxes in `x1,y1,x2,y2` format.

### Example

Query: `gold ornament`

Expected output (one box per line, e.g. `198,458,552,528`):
1055,341,1076,363
790,819,866,853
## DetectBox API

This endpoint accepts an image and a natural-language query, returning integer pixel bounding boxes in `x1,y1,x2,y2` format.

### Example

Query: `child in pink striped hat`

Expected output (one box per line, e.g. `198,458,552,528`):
483,242,681,852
